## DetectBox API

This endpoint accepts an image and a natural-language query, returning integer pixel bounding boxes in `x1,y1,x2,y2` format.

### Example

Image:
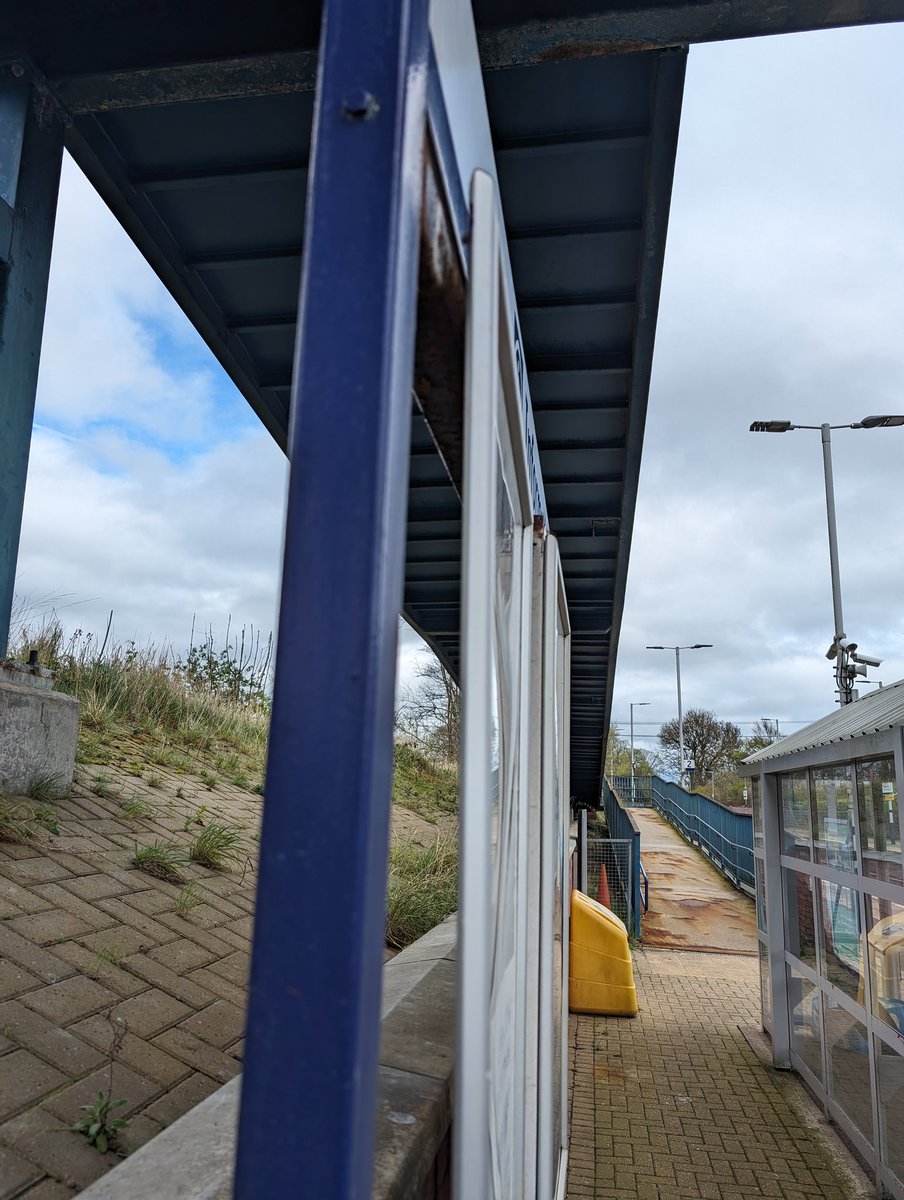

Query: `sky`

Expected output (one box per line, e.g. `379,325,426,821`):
609,22,904,751
13,21,904,730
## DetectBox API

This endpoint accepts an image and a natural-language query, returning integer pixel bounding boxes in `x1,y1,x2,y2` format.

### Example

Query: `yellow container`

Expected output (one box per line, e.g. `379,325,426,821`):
569,889,638,1016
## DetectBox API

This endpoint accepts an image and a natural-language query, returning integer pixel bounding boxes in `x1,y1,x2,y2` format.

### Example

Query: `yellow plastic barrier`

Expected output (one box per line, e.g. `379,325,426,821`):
569,889,638,1016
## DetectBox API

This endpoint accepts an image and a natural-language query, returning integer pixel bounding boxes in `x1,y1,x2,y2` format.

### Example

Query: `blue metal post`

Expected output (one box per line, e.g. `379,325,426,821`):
0,81,64,656
234,1,428,1197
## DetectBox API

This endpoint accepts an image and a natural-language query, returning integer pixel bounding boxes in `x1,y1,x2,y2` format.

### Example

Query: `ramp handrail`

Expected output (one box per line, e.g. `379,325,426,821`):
648,775,754,893
599,779,643,938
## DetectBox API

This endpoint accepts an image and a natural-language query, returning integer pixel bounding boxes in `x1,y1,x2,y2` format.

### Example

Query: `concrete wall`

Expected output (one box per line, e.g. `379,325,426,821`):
78,917,457,1199
0,675,79,794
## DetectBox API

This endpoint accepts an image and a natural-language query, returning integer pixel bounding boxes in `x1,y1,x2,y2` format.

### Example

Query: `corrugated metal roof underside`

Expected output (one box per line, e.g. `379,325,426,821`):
9,12,684,803
745,679,904,763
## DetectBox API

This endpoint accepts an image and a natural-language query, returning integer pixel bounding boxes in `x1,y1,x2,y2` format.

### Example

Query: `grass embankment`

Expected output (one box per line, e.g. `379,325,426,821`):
387,742,459,948
5,624,458,950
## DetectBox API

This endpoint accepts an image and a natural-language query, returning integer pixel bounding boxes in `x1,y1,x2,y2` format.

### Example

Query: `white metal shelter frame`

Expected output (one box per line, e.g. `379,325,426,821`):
457,169,572,1200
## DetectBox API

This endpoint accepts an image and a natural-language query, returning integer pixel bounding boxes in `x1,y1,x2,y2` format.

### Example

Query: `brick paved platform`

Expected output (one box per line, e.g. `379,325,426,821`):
567,950,869,1200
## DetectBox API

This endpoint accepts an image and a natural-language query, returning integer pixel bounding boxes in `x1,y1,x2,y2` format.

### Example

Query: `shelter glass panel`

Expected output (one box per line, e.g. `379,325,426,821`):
783,868,818,972
751,775,763,850
818,880,863,1002
758,939,772,1031
755,858,766,934
780,771,811,861
787,966,822,1083
857,757,902,887
865,894,904,1036
811,763,855,872
826,1008,872,1146
876,1036,904,1185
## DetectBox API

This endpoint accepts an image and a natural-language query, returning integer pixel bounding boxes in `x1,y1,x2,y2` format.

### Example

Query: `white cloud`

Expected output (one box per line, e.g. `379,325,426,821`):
612,24,904,740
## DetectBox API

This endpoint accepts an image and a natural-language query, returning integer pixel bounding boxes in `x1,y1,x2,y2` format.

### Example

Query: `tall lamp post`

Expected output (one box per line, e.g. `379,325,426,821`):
645,644,712,787
750,415,904,704
629,701,650,804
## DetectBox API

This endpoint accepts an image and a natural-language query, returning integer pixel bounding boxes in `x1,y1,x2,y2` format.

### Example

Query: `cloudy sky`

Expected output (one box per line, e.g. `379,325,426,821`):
610,21,904,751
14,21,904,734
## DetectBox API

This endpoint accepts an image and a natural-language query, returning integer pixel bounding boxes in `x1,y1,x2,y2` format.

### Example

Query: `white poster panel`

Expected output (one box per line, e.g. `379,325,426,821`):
456,169,533,1200
537,535,572,1199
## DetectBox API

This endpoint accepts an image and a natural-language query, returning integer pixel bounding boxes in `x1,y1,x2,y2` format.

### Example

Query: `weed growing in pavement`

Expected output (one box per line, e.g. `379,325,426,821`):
32,805,60,835
26,770,64,805
71,1016,128,1153
0,799,34,844
91,775,120,801
145,772,163,789
175,882,202,914
120,796,154,820
132,840,186,884
199,770,217,791
189,822,245,871
182,804,207,831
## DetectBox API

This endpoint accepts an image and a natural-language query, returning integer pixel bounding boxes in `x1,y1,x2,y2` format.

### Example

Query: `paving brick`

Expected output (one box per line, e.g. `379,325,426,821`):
42,1061,159,1125
60,874,128,902
147,936,215,972
107,989,193,1039
0,876,53,915
0,1142,42,1199
0,926,76,985
94,898,173,944
6,911,93,946
152,1026,241,1084
0,1107,116,1190
18,1180,77,1200
122,954,214,1009
70,1015,189,1087
21,976,117,1025
125,889,173,916
79,927,153,958
32,884,119,932
205,949,250,987
3,859,73,886
178,999,245,1048
0,1001,106,1075
0,959,41,1002
187,966,246,1007
142,1071,219,1125
0,1051,67,1121
48,943,147,999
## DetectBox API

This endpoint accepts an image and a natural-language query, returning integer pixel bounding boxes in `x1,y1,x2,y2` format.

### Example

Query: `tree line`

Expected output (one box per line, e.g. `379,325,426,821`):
605,710,782,806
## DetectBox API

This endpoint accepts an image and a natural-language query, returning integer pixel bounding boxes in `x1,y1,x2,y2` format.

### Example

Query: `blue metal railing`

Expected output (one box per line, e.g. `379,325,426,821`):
599,780,643,938
608,774,653,806
647,775,754,893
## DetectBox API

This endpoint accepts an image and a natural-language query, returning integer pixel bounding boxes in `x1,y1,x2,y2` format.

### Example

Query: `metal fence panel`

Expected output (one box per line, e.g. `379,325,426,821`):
609,775,653,806
586,837,633,931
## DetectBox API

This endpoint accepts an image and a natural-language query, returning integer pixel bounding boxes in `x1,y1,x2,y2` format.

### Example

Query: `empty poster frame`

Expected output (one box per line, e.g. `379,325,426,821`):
456,168,534,1200
537,533,572,1200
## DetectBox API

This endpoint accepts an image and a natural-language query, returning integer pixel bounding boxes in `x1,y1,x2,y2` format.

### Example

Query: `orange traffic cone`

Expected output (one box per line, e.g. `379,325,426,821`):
597,865,611,910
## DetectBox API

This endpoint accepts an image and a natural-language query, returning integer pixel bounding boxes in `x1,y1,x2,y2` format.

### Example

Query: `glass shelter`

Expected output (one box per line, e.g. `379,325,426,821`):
743,682,904,1199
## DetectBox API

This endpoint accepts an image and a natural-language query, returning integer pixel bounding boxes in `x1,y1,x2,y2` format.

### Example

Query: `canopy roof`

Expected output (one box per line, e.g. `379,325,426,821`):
8,1,896,800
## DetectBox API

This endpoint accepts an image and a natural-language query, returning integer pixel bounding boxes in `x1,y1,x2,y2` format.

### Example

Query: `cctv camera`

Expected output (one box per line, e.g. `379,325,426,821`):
853,651,882,668
838,638,858,653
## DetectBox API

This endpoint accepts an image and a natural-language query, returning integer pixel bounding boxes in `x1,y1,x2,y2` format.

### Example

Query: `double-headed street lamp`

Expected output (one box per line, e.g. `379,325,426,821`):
645,644,712,787
750,415,904,704
629,701,649,803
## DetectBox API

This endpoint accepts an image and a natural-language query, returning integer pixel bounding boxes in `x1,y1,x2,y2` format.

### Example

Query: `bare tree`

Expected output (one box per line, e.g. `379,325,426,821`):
396,654,460,763
658,708,742,780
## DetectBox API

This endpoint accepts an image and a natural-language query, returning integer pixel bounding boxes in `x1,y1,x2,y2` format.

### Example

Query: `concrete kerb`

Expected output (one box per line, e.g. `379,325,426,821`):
78,916,458,1200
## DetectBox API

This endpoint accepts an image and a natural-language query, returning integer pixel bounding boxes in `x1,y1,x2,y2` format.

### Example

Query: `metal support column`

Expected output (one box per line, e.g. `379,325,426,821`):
0,80,64,656
234,0,428,1194
760,769,791,1066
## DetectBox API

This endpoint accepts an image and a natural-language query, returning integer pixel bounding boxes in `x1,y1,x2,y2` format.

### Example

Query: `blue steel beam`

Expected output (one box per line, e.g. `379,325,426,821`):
0,82,64,657
234,0,428,1196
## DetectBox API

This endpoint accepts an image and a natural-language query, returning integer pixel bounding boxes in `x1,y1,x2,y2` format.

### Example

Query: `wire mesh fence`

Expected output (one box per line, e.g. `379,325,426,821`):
608,775,653,807
585,837,634,931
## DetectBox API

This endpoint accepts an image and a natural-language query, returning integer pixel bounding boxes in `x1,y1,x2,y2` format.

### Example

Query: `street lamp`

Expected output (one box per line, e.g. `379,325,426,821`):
629,701,650,804
645,644,712,787
750,415,904,704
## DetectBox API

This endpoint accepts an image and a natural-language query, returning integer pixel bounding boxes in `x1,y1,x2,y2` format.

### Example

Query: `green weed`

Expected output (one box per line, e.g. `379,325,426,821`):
132,841,186,884
72,1091,128,1154
32,805,60,835
91,775,120,801
385,837,458,950
189,822,245,871
0,799,33,844
26,770,64,805
175,882,202,915
120,796,154,820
